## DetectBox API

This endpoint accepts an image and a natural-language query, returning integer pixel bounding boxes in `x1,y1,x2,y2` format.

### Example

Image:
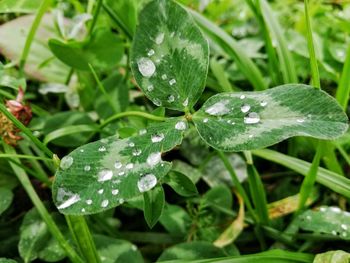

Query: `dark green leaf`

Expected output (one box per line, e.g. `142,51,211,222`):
49,29,123,71
143,185,165,228
203,185,233,213
159,204,191,237
164,171,198,197
130,0,209,111
194,84,348,152
53,117,188,215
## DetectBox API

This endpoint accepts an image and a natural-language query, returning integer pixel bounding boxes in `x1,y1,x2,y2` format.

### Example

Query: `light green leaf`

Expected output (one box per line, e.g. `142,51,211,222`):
314,250,350,263
0,14,69,83
0,259,17,263
144,185,165,228
0,187,13,215
0,0,42,13
52,118,188,215
193,84,348,152
130,0,209,111
19,208,50,263
296,206,350,240
95,235,143,263
49,28,124,71
164,171,198,197
157,241,226,262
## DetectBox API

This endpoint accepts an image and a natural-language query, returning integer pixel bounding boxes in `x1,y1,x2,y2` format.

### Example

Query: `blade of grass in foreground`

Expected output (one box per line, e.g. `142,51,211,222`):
187,7,268,91
252,149,350,198
335,44,350,110
259,0,298,84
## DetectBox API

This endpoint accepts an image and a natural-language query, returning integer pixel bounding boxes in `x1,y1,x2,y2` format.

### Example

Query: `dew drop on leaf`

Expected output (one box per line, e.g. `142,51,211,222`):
147,49,155,56
244,112,260,124
175,121,187,130
297,118,305,123
60,156,74,170
57,194,80,209
98,146,106,152
260,101,268,107
86,200,92,205
203,118,209,123
205,100,230,116
139,129,147,135
240,95,245,99
137,174,157,193
137,57,156,77
161,74,167,80
155,32,164,45
84,165,91,171
97,169,113,182
169,79,176,85
98,189,104,194
147,152,161,167
151,133,164,143
147,85,154,92
132,149,142,156
167,95,175,103
240,104,251,113
183,98,189,107
114,161,122,169
101,200,109,208
125,163,134,169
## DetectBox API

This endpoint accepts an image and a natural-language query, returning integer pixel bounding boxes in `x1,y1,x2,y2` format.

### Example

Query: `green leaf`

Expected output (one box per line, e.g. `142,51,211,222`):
52,117,187,215
143,185,165,228
296,206,350,240
0,0,43,13
94,235,143,263
314,251,350,263
193,84,348,152
0,259,17,263
157,241,226,262
49,28,124,71
19,208,50,263
159,204,191,237
0,187,13,216
0,14,70,83
130,0,209,111
164,171,198,197
203,185,233,213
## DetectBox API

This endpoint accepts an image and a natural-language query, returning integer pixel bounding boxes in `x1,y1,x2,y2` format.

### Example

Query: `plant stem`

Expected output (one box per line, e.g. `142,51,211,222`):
3,145,84,263
0,103,53,157
217,151,258,222
66,216,101,263
89,0,103,34
100,111,166,128
0,153,53,162
19,0,51,76
304,0,320,88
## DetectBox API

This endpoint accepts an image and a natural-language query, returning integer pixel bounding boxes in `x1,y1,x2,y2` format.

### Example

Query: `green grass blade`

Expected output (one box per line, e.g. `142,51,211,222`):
252,149,350,198
335,44,350,110
259,0,298,84
187,7,268,91
304,0,320,88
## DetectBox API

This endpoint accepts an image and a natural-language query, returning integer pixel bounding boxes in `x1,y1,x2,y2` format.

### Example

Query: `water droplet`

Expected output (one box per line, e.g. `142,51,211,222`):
170,32,175,38
155,32,164,45
98,169,113,182
147,85,154,92
118,171,125,176
203,118,209,123
297,118,305,123
119,198,124,204
183,98,189,107
167,95,175,103
175,121,187,130
84,165,91,171
342,232,348,237
151,133,164,143
139,129,147,135
320,207,327,212
244,112,260,124
86,200,92,205
114,161,122,169
98,146,106,152
332,230,337,236
112,189,119,195
137,174,157,193
249,134,253,138
137,57,156,78
81,208,85,213
129,142,135,147
132,149,142,156
101,138,108,144
341,224,348,230
126,163,134,169
331,207,341,213
240,95,245,99
306,215,311,220
60,156,73,170
153,98,162,106
260,101,267,107
80,149,84,153
161,74,167,80
131,245,137,251
98,189,104,194
240,104,250,113
205,100,230,116
147,152,161,167
57,194,80,209
169,79,176,85
101,200,109,208
147,49,155,56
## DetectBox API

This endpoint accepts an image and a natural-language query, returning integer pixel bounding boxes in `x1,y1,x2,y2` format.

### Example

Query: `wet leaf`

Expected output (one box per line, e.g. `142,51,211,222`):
194,84,348,152
0,187,13,215
314,250,350,263
52,118,187,215
143,185,165,228
130,0,209,111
